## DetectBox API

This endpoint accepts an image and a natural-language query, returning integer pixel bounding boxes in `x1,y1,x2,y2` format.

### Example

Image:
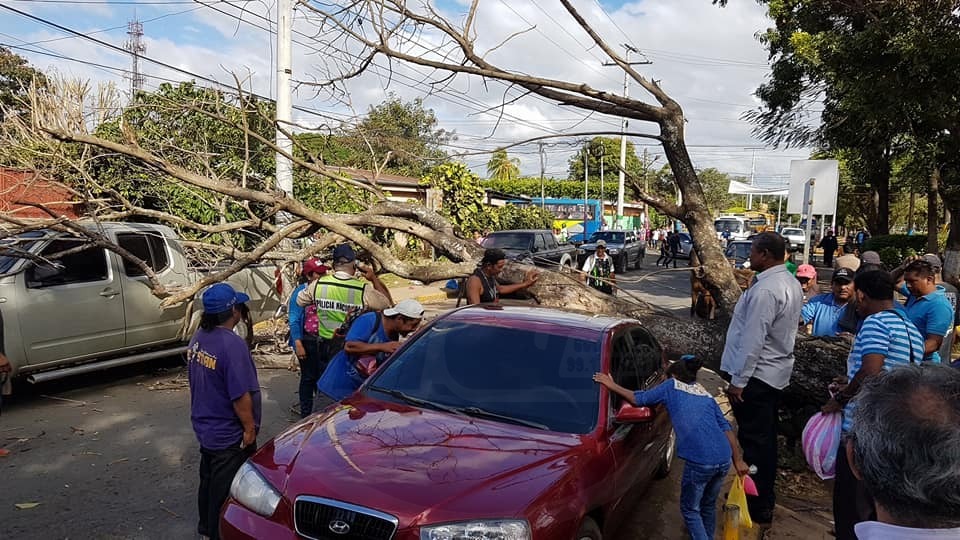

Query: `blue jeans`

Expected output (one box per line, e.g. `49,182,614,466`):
680,460,730,540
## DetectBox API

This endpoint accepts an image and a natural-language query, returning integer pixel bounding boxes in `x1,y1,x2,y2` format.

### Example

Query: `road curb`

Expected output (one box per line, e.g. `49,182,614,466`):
415,291,453,304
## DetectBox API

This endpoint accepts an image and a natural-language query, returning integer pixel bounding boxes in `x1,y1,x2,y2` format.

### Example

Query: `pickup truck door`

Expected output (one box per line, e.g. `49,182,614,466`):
115,231,191,348
17,239,126,367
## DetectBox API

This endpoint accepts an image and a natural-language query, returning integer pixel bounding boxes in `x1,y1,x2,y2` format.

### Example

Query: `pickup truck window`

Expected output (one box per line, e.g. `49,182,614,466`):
26,239,109,288
116,233,170,276
541,233,558,251
533,234,546,252
481,233,533,251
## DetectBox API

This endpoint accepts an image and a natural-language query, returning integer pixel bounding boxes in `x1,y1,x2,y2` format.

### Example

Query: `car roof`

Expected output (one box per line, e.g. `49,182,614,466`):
487,229,551,234
441,304,630,335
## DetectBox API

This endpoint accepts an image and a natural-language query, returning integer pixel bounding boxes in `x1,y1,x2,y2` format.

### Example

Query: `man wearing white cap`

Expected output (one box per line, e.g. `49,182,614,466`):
582,239,616,294
316,299,425,405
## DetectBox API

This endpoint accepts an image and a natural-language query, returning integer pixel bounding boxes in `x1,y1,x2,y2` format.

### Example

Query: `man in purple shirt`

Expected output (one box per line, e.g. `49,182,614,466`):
188,282,261,540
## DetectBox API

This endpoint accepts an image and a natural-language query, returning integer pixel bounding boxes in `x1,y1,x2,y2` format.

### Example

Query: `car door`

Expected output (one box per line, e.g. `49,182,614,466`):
115,230,191,348
17,238,126,367
539,232,560,265
604,327,663,499
610,327,670,493
532,233,547,265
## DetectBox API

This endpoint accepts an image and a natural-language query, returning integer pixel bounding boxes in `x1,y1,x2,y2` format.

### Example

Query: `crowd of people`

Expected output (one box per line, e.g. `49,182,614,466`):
720,231,960,539
180,230,960,540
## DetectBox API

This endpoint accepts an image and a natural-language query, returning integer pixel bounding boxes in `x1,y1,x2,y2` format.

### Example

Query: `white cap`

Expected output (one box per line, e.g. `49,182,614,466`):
596,239,607,247
383,298,425,319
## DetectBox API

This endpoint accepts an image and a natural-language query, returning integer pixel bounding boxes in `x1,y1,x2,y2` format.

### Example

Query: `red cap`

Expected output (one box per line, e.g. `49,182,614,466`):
302,258,327,276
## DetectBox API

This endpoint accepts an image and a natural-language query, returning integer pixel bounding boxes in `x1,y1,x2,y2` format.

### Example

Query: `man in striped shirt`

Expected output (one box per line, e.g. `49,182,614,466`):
821,269,925,540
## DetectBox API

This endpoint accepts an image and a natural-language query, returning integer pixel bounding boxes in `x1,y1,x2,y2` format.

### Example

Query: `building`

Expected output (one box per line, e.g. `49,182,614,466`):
0,168,81,219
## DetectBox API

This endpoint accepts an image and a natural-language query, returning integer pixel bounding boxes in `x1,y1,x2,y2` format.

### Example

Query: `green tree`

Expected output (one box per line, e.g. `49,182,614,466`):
486,148,520,181
567,137,644,183
91,82,277,245
298,94,453,178
0,47,47,122
421,162,486,235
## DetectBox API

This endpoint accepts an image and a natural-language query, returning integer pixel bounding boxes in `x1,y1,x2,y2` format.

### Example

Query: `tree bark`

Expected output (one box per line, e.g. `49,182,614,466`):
928,168,940,255
870,159,891,235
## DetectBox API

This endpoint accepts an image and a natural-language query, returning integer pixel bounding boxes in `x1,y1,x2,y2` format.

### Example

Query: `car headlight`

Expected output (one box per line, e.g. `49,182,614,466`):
577,249,585,255
230,461,281,517
421,520,531,540
608,248,619,254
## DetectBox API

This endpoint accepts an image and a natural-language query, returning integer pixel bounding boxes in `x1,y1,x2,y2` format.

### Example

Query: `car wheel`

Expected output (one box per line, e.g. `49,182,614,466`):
616,255,627,274
635,249,644,269
576,516,602,540
654,429,677,479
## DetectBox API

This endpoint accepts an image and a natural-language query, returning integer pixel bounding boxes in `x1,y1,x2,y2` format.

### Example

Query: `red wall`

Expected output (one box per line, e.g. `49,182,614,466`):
0,169,80,219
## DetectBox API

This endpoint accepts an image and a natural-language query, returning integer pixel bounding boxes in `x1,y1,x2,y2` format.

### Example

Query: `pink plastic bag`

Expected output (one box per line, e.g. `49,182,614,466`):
802,412,842,480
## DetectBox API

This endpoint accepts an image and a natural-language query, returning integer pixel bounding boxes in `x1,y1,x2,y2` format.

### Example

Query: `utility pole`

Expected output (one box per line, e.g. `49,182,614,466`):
599,144,605,226
603,45,652,221
747,147,760,210
583,146,589,240
276,0,294,209
539,142,546,210
124,19,145,99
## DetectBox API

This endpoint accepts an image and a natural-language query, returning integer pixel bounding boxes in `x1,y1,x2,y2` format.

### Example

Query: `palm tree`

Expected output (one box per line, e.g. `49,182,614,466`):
486,148,521,182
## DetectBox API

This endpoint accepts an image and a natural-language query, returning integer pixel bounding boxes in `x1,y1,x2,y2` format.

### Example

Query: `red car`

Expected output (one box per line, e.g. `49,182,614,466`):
220,305,676,540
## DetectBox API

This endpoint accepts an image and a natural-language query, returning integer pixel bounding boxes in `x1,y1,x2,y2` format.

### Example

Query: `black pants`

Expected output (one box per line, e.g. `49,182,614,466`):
833,440,875,540
669,248,679,268
823,251,834,268
730,377,781,524
198,443,255,539
298,336,329,418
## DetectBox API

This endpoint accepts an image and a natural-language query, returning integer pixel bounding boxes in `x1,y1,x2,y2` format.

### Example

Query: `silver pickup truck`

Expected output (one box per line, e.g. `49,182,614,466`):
0,222,281,384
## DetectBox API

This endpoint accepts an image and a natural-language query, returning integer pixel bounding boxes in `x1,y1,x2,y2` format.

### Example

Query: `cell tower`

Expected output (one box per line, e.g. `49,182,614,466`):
124,19,146,97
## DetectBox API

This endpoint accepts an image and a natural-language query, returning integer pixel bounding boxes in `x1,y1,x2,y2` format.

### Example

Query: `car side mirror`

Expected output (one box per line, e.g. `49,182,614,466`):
614,402,654,424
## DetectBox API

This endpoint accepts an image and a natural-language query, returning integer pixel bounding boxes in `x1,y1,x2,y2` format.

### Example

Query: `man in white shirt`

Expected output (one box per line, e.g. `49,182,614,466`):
720,232,804,528
847,364,960,540
582,240,615,295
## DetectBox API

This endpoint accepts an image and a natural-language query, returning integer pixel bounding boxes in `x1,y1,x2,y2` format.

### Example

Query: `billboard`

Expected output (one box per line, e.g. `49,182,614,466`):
787,160,839,216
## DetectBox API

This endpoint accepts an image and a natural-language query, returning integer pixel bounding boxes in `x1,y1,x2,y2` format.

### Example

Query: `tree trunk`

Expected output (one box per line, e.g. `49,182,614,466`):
870,161,891,235
908,188,915,232
928,168,940,254
659,115,742,315
940,166,960,288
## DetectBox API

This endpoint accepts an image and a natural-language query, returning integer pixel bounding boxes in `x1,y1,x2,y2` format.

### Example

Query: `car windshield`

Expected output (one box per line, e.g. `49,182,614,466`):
726,242,752,260
0,231,45,274
715,220,742,233
782,228,803,236
367,319,602,434
678,233,691,242
588,231,625,244
481,233,532,251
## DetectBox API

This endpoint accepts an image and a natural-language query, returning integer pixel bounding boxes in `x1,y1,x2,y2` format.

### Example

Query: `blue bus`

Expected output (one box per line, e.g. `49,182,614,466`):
513,198,604,242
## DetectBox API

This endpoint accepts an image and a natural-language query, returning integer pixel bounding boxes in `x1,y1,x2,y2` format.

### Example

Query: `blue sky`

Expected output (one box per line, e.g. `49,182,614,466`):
0,0,814,184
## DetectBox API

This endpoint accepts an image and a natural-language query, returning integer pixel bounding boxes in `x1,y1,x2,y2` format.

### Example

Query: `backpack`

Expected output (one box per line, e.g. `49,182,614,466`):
325,309,380,358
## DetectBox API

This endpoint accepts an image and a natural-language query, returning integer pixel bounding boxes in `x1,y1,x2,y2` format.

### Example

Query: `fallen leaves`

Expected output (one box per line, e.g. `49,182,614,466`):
15,502,41,510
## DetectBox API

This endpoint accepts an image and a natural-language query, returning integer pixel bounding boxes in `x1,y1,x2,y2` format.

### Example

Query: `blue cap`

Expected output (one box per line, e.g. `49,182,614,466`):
680,354,697,362
332,243,356,263
201,283,250,314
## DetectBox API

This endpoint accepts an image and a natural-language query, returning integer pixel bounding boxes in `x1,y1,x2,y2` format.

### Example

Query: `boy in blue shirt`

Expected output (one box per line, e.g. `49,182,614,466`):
595,356,749,540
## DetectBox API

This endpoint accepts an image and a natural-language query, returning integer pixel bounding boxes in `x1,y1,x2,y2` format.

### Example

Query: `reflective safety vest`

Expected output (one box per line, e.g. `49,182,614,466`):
308,274,366,339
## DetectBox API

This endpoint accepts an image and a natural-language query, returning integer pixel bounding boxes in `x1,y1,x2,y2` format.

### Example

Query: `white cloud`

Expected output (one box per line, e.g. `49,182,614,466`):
2,0,811,187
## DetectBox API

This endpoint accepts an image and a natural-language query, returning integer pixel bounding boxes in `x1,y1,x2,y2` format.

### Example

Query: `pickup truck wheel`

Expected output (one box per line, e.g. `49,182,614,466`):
635,249,645,270
615,255,627,275
576,516,602,540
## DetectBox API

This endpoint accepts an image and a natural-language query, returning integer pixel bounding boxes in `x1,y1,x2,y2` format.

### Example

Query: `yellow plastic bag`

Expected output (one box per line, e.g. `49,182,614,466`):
722,476,754,539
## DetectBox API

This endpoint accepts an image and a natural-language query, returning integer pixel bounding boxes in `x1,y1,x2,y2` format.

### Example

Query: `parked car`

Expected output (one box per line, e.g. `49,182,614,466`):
725,240,753,269
577,230,646,273
674,232,694,259
780,227,808,252
481,229,578,270
220,304,676,540
0,222,281,384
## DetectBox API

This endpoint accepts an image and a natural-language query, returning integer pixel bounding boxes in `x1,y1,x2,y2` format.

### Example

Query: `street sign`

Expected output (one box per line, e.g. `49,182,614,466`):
787,160,839,216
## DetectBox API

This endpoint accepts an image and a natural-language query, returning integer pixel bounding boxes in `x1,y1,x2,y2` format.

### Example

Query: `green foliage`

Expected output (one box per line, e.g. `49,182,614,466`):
294,170,373,214
863,235,929,268
0,47,47,122
90,82,276,247
421,162,486,236
485,205,554,231
486,148,520,182
568,136,646,183
296,94,452,178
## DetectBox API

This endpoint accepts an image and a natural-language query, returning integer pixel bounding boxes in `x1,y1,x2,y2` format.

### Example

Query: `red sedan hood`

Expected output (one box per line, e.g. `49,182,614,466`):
253,396,586,526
